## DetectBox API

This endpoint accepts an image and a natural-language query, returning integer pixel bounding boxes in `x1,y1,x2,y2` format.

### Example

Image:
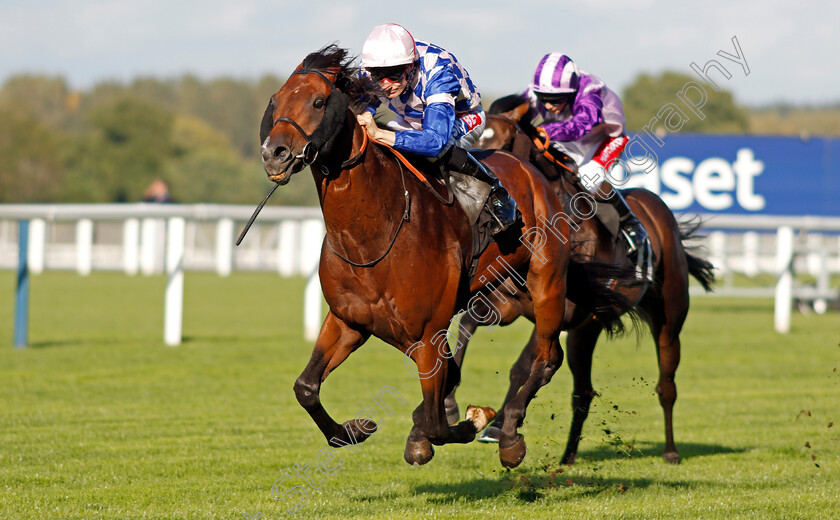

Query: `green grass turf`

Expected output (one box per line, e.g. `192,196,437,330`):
1,271,839,519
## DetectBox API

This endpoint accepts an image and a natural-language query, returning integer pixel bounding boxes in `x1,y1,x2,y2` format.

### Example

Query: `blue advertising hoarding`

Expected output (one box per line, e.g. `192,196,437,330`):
619,134,840,217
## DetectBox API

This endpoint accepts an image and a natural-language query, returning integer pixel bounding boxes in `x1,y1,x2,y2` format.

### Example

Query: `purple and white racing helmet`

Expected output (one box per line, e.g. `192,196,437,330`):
530,52,580,95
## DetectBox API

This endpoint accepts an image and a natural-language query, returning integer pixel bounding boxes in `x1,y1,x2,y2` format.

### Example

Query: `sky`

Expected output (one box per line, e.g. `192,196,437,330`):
3,0,839,107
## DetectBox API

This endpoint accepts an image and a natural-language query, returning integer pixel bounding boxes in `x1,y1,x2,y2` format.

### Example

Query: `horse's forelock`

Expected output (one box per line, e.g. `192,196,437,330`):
301,45,354,78
283,45,368,115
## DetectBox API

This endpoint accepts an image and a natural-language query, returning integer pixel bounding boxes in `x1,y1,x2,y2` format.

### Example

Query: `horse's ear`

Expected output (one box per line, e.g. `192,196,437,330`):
505,102,531,123
259,100,274,145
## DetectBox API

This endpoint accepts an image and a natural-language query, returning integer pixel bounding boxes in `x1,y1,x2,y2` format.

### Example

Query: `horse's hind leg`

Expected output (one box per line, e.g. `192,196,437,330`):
561,319,603,465
445,290,530,425
497,276,567,468
444,312,479,425
294,311,372,448
479,327,537,442
644,283,688,464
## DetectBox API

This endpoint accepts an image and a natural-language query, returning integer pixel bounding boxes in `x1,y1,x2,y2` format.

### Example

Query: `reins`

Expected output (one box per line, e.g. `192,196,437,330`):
490,113,577,176
367,136,455,205
325,146,411,267
531,127,576,175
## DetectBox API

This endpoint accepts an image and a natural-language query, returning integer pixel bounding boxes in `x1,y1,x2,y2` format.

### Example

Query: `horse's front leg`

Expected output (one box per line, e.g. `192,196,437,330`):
294,311,372,447
404,340,495,465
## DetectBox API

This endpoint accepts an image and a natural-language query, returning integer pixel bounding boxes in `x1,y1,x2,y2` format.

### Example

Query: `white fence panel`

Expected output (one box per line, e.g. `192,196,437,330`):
2,205,839,341
1,204,325,344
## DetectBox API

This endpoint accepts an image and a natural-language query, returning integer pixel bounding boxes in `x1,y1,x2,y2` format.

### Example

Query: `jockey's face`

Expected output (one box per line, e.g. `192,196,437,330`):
543,100,568,114
536,92,575,114
369,64,412,99
379,76,408,99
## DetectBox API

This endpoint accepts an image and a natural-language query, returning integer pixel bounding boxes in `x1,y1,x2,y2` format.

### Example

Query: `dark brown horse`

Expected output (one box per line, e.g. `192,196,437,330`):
445,100,716,464
259,46,639,468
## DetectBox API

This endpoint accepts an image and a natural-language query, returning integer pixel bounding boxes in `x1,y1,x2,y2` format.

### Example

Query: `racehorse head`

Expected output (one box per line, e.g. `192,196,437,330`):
260,45,361,184
476,99,531,151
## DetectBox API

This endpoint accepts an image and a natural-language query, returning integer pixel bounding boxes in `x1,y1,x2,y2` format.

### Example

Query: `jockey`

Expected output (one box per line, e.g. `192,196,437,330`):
523,52,648,261
356,23,517,233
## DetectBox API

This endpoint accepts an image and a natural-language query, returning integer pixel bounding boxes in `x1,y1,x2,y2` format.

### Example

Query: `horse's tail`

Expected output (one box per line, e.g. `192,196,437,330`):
679,217,716,293
567,259,647,336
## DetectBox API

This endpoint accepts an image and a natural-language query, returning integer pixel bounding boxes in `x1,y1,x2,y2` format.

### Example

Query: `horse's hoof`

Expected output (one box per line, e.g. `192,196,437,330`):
560,452,577,465
477,426,501,444
465,405,496,432
328,419,376,448
445,404,460,426
663,450,680,464
345,419,376,440
499,434,527,468
404,439,435,466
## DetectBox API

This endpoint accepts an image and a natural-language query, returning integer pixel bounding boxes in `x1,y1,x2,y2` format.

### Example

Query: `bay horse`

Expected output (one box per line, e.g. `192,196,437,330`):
259,46,639,469
445,99,716,464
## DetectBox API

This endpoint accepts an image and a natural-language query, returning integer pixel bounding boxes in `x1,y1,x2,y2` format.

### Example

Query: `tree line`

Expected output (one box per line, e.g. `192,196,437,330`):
0,72,835,205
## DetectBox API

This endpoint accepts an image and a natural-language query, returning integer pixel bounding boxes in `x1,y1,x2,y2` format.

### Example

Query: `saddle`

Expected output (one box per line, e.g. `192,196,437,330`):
441,148,518,280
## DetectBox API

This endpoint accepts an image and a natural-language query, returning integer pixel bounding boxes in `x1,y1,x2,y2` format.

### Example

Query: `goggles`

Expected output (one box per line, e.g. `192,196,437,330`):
535,92,575,106
367,64,410,84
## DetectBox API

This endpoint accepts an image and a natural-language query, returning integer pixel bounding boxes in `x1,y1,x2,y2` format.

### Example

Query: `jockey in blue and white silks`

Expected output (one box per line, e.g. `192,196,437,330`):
356,23,516,233
360,30,484,157
520,52,650,266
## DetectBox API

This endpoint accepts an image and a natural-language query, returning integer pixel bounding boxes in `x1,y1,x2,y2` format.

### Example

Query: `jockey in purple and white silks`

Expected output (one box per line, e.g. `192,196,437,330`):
522,52,649,263
355,23,517,233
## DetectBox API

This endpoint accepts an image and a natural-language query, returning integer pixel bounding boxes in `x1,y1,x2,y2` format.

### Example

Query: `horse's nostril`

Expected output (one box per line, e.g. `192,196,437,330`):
274,146,287,159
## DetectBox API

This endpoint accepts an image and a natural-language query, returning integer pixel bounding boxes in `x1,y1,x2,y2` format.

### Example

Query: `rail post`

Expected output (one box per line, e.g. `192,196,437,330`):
164,217,186,346
774,226,794,333
14,220,30,348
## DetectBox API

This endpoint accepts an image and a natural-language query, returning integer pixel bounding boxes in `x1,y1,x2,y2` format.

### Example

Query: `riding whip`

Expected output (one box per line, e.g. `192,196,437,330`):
235,183,279,246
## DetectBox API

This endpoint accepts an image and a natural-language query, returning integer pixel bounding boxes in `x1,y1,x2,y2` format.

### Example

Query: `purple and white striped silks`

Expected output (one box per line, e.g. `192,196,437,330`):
530,52,580,94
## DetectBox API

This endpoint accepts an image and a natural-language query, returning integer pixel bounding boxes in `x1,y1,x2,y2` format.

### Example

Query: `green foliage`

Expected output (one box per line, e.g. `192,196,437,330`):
749,106,840,136
0,106,67,202
0,75,74,130
0,73,290,204
164,114,265,204
622,71,750,134
91,97,173,200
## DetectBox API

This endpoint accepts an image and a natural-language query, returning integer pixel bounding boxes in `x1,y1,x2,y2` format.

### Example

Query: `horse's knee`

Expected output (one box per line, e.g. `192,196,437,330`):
549,346,564,370
656,379,677,406
293,377,320,408
537,348,563,385
571,389,596,414
509,360,530,385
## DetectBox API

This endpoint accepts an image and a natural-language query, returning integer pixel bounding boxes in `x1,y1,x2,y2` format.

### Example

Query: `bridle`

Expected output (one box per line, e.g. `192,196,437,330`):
239,68,363,246
263,68,410,267
265,68,364,175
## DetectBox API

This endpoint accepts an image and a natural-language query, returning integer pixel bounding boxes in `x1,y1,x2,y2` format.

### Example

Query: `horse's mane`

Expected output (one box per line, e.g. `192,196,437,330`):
300,44,373,114
488,94,528,115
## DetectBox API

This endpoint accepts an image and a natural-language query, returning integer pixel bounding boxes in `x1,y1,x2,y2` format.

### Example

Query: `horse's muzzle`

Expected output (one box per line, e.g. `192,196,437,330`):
262,139,298,184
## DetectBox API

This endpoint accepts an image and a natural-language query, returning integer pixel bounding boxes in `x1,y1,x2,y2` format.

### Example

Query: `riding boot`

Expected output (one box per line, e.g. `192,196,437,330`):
593,184,648,259
447,147,518,233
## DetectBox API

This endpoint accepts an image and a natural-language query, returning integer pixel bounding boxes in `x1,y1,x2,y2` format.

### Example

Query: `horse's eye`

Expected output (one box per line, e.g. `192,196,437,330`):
314,97,326,109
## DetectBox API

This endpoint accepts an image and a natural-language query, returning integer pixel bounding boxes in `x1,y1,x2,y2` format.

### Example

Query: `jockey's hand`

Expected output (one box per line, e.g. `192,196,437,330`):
356,112,376,133
356,112,396,146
